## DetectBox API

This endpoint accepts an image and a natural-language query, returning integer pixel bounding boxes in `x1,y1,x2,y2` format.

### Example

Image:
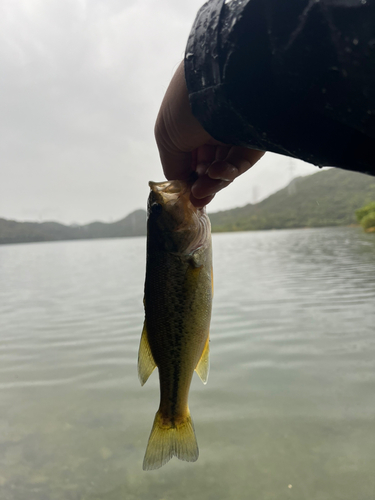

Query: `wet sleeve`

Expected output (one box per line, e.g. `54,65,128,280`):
184,0,375,176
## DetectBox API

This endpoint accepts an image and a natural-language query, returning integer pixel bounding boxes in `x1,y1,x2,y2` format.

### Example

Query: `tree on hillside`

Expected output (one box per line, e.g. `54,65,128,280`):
356,202,375,233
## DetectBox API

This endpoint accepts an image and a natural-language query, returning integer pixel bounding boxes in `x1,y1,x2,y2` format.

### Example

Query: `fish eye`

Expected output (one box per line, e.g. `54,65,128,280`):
151,202,162,214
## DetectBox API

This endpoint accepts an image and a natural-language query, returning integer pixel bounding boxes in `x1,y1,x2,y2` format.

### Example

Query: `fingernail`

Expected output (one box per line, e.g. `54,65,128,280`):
196,163,209,176
209,165,238,181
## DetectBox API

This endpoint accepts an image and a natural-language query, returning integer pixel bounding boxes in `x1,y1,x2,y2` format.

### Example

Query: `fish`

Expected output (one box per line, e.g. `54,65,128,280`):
138,180,213,471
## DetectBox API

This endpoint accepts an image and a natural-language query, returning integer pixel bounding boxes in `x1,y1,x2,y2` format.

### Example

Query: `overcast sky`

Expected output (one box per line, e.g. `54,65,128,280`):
0,0,324,225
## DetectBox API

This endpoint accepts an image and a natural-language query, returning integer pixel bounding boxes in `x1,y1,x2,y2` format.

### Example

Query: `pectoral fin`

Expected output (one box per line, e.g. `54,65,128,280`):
195,336,210,385
138,321,156,386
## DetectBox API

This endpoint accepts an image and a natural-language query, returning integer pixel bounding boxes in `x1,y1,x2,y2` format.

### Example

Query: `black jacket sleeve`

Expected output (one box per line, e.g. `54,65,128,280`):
185,0,375,176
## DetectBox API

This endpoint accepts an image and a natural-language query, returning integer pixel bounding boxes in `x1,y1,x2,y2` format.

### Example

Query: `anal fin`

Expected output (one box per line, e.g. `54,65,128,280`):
138,321,156,386
195,336,210,385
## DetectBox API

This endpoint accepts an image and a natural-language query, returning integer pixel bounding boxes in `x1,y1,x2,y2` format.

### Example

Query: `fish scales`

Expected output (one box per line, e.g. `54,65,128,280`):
138,180,213,470
146,253,209,416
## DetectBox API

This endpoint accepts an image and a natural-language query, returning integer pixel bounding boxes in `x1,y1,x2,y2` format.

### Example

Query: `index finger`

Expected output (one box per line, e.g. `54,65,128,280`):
207,147,265,181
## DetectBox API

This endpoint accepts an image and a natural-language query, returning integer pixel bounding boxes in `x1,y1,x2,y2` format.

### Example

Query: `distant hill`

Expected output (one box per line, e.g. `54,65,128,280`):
1,169,375,245
0,209,147,245
209,168,375,232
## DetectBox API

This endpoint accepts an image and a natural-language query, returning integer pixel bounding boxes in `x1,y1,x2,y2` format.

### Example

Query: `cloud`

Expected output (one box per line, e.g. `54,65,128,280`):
0,0,319,224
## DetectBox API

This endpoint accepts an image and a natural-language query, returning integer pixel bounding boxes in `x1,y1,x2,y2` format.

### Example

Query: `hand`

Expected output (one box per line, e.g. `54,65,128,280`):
154,61,265,207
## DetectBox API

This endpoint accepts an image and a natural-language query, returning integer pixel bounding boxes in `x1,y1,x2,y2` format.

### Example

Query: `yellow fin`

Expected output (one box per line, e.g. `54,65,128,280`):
195,336,210,385
143,410,198,471
138,321,156,386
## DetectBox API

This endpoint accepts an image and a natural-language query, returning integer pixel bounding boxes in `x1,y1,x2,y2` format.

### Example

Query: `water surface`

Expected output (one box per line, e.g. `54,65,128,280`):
0,227,374,500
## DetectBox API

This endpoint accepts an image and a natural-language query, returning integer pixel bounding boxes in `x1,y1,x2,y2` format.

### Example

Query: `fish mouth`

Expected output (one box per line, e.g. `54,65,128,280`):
148,180,199,219
148,180,210,254
149,180,185,194
149,180,190,206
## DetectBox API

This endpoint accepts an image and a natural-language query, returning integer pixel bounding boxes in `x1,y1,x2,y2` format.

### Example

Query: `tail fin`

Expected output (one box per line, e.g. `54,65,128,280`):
143,410,198,471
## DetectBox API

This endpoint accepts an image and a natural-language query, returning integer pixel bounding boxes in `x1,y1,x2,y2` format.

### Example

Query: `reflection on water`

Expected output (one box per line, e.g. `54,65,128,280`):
0,228,374,500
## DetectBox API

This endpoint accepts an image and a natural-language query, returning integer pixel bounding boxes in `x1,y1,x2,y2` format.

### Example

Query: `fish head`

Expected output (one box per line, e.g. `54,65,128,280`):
147,180,210,255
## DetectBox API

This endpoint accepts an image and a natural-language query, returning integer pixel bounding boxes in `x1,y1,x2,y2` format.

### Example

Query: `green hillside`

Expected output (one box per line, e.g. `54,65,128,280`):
1,168,374,245
0,209,146,245
209,168,375,232
356,201,375,233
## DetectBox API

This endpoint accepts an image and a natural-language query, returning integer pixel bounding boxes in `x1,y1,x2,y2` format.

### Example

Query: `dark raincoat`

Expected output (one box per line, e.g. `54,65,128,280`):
184,0,375,176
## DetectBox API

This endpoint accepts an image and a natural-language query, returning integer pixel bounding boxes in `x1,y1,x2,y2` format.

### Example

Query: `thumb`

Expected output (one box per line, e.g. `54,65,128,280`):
158,148,193,182
154,61,211,181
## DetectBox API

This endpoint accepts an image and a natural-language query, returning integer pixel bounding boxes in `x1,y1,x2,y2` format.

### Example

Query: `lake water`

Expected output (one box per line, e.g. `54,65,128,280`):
0,227,374,500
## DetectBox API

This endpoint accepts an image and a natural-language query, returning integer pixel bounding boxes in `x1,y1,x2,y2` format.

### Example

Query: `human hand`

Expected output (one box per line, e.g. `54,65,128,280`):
154,61,265,207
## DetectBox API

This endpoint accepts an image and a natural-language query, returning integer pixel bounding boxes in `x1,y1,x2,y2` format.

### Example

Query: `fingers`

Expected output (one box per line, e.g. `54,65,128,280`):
208,147,265,181
191,176,229,203
191,147,265,206
195,144,221,177
190,192,216,208
196,144,217,164
215,146,231,162
154,61,266,207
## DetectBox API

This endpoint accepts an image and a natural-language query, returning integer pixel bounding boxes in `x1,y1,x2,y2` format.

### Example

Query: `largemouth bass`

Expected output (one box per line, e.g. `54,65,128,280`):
138,180,213,471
